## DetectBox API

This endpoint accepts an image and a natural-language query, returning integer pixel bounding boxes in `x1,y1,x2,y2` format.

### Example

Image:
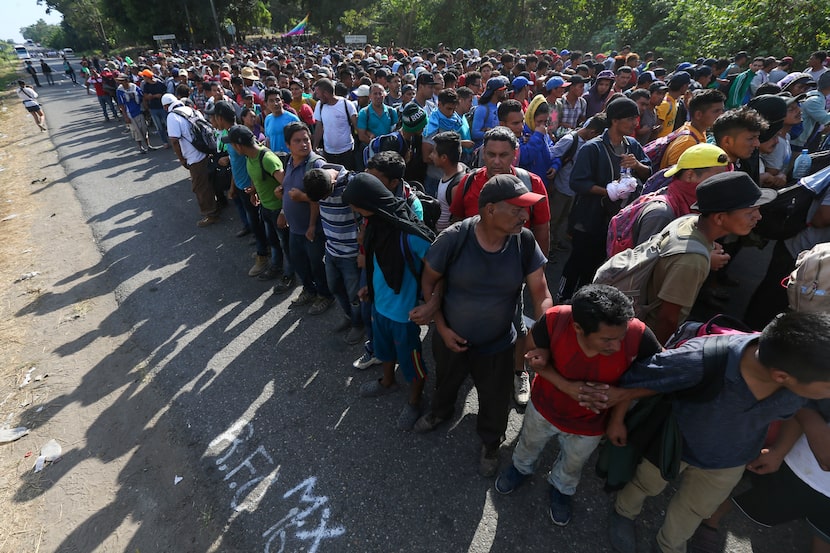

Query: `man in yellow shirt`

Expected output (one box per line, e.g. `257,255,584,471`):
655,72,691,138
661,89,726,169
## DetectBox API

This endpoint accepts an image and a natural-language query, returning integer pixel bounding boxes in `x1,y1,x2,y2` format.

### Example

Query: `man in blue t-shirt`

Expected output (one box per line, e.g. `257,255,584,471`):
263,87,299,154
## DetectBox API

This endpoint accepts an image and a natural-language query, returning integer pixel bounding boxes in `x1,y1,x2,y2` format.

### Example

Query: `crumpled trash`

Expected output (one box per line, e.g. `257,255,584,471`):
33,439,61,473
0,427,29,444
174,475,183,485
14,272,40,283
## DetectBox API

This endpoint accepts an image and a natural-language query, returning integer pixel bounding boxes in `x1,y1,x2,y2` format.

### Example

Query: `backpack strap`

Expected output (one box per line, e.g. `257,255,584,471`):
444,217,475,274
444,168,470,205
258,148,269,182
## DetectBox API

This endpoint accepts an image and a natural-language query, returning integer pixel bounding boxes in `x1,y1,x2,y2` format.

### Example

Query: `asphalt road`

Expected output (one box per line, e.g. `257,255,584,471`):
32,81,808,553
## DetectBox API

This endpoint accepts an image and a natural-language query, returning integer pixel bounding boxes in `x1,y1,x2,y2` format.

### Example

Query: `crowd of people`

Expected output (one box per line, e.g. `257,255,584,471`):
28,41,830,553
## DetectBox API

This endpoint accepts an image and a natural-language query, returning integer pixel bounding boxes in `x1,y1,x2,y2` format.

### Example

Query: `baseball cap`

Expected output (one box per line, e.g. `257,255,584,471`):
401,83,416,95
220,125,256,146
562,75,586,87
178,69,188,77
480,76,508,101
139,69,154,78
605,97,640,120
692,172,777,214
637,71,655,85
545,76,565,91
207,100,236,121
478,174,546,208
161,93,179,107
416,72,435,86
748,94,787,141
595,70,615,81
512,76,534,91
356,84,371,97
668,71,692,89
649,80,669,93
401,103,427,133
664,144,730,178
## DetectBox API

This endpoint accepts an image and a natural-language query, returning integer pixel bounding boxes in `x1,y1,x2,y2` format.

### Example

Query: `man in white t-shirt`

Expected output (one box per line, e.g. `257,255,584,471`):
163,93,219,227
312,78,357,169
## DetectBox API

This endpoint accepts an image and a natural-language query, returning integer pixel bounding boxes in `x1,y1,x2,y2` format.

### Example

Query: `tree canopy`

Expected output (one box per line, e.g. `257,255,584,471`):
31,0,830,63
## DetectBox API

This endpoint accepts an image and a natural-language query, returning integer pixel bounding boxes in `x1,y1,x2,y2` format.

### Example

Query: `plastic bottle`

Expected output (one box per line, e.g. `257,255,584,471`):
792,149,812,180
619,167,637,193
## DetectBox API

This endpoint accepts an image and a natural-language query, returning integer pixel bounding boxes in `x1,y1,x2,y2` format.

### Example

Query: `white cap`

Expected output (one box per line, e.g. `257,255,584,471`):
356,84,371,97
161,93,178,107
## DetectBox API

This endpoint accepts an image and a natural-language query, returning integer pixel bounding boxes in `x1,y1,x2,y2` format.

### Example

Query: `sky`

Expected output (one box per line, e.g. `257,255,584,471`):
1,0,63,44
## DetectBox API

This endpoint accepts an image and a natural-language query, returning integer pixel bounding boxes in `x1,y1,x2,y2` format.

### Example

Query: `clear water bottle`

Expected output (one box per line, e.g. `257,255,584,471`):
619,167,637,193
793,149,812,180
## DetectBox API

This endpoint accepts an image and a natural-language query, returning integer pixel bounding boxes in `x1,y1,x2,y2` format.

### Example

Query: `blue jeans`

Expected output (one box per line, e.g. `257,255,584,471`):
288,231,331,298
149,107,169,144
511,400,602,495
325,252,362,325
97,95,118,119
259,205,292,276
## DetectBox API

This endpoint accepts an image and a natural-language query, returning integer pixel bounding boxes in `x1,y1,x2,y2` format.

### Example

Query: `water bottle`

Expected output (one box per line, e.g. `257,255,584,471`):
792,149,812,180
619,167,637,193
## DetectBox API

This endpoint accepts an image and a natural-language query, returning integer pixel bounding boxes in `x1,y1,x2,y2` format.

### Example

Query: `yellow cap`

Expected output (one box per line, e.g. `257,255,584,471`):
664,143,730,177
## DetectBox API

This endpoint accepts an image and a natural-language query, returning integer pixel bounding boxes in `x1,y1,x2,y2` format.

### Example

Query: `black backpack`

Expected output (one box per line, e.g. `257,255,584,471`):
405,180,441,233
172,107,218,155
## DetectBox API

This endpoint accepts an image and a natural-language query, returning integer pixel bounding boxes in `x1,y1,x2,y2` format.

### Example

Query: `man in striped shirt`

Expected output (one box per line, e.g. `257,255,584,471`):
304,165,363,345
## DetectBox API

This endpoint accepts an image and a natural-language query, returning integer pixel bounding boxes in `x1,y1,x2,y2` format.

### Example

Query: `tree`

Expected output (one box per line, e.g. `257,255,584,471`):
20,19,61,44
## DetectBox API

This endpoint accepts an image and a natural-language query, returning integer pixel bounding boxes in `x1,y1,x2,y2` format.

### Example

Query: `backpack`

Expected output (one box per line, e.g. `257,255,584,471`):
786,243,830,314
444,166,473,205
642,128,698,168
403,181,441,232
595,334,735,489
364,131,408,167
755,162,830,240
592,215,710,318
606,187,670,257
172,107,218,155
639,167,674,196
557,131,581,167
258,149,322,182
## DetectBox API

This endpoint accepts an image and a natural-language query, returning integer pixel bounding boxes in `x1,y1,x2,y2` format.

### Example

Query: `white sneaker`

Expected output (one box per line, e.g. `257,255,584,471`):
514,371,530,406
352,352,381,370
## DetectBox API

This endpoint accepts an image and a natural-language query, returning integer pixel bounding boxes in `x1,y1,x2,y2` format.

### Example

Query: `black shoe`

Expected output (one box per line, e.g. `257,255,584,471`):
257,265,282,281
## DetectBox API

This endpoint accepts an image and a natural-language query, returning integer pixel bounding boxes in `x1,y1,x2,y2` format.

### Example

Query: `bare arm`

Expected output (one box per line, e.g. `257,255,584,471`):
169,137,188,168
531,223,550,259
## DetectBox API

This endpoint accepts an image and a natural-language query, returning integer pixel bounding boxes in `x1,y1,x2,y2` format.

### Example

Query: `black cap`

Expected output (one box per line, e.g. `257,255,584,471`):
692,172,777,214
605,97,640,120
416,72,435,86
748,94,787,142
668,71,692,89
207,100,236,121
649,81,669,93
220,124,256,146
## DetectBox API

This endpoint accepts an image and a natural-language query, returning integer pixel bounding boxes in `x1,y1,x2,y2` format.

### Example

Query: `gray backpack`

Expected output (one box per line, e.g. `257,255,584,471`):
786,243,830,313
593,215,710,318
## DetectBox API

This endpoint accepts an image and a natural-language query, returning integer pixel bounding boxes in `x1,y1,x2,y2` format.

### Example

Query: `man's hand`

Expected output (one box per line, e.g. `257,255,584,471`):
438,325,469,352
277,212,288,229
710,243,731,271
357,286,369,302
274,185,284,199
409,303,438,325
524,348,551,371
305,226,315,242
288,188,304,201
746,448,786,475
607,419,628,447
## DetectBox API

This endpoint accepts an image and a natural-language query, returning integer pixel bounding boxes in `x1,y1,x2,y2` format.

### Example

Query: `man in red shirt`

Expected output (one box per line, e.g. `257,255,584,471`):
449,126,551,407
494,284,661,526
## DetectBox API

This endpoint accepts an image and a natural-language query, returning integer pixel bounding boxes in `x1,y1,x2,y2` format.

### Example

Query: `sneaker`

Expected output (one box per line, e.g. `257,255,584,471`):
257,265,282,281
413,412,446,433
309,296,334,315
359,378,399,398
236,227,251,238
139,147,148,154
397,403,422,431
514,371,530,406
495,464,529,494
248,255,269,277
344,326,365,345
479,445,500,478
353,352,382,370
289,289,316,308
196,216,219,227
549,487,572,526
608,509,637,553
272,275,296,295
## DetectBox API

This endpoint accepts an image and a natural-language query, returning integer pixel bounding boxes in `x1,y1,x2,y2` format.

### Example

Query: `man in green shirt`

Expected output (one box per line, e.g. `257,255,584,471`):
222,125,295,290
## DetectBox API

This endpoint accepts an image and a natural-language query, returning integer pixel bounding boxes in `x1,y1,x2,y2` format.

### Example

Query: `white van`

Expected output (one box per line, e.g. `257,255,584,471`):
61,48,74,57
